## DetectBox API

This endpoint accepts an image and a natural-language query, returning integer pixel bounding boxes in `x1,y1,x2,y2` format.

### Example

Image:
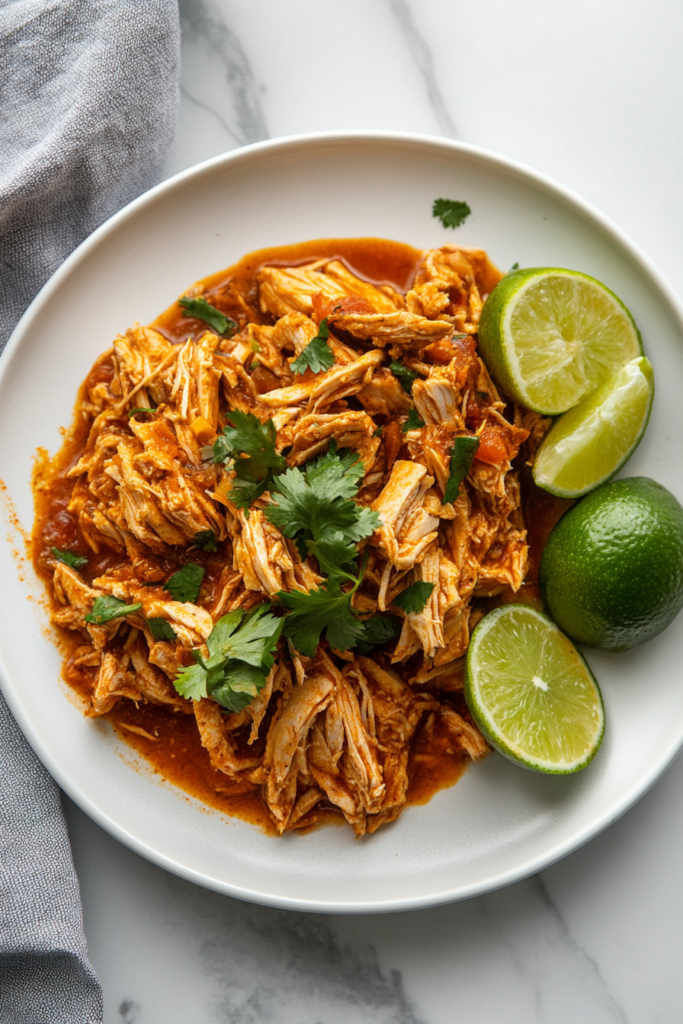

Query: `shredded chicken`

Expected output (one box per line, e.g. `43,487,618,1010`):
38,243,538,837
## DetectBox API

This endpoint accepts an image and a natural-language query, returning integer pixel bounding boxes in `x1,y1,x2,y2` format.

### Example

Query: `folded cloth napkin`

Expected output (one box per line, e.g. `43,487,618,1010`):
0,1,179,1020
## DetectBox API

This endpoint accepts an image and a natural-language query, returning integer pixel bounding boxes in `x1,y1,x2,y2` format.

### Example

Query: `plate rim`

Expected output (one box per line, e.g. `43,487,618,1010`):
3,129,683,913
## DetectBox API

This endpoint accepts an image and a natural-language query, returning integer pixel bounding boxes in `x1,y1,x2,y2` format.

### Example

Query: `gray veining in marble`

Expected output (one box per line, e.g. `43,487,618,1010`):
172,0,268,170
388,0,458,139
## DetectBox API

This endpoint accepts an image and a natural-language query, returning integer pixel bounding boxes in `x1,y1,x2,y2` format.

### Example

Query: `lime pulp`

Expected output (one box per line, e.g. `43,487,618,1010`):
477,268,643,415
533,356,654,498
465,604,604,773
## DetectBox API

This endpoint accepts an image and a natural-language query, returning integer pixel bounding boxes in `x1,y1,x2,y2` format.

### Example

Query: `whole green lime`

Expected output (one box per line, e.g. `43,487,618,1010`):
539,477,683,651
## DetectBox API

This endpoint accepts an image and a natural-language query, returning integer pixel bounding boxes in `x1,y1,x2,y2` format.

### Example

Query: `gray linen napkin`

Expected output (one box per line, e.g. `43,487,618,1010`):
0,1,179,1020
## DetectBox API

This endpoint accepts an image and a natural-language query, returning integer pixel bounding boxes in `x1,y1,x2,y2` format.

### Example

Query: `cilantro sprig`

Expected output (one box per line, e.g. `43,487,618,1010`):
278,561,367,657
265,445,381,655
290,318,335,375
265,444,380,564
393,581,434,614
443,435,480,504
432,198,472,230
174,606,283,711
164,564,205,603
51,547,88,570
178,296,237,337
206,410,286,510
85,595,142,624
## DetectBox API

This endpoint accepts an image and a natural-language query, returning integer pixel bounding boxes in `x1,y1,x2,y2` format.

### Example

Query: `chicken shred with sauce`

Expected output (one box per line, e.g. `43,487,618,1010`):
34,241,550,837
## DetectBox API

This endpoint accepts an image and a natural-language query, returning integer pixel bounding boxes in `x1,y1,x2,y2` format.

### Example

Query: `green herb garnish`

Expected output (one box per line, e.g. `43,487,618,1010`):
290,318,335,375
147,617,177,641
277,566,366,658
354,614,402,656
164,564,205,603
402,408,425,433
206,410,286,511
178,296,237,337
174,606,283,711
193,530,218,553
127,407,156,418
393,581,434,614
390,360,418,394
85,595,142,624
264,444,380,563
443,435,480,504
51,547,88,570
432,198,472,230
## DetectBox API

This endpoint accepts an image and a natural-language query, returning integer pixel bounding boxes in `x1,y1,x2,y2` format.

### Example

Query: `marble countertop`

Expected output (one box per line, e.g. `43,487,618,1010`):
66,1,683,1020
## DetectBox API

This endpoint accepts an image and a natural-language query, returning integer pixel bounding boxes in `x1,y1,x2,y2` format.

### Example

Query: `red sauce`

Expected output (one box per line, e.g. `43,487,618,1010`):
32,238,568,835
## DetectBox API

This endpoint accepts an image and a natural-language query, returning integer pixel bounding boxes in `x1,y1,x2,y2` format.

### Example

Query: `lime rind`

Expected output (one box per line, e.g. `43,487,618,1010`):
465,605,605,774
478,268,643,416
533,356,654,499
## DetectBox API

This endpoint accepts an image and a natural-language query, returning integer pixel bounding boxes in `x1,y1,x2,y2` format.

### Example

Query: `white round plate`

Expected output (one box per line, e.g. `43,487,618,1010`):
2,133,683,913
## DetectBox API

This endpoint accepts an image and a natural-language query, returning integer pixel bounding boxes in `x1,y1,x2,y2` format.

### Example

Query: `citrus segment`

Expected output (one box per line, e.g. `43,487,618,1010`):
533,356,654,498
465,604,604,773
478,268,642,415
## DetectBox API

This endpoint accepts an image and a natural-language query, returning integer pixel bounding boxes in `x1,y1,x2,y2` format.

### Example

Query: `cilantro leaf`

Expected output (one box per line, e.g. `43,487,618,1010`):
402,408,425,433
354,614,401,656
174,662,208,701
193,530,218,552
432,198,472,230
206,411,286,511
173,605,282,710
164,564,205,603
206,605,283,669
178,296,237,336
265,445,380,557
147,617,177,641
209,411,284,476
508,262,520,273
208,661,268,713
51,547,88,570
443,435,480,504
290,318,335,375
85,595,142,624
308,531,359,576
390,360,418,394
278,576,365,657
393,581,434,614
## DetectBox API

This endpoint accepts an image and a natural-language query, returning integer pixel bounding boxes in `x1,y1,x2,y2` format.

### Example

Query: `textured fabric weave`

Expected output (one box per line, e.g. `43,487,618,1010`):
0,1,179,1020
0,0,180,346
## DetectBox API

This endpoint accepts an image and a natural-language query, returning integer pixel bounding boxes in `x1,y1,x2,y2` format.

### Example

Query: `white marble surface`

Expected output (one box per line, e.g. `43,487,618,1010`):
65,1,683,1020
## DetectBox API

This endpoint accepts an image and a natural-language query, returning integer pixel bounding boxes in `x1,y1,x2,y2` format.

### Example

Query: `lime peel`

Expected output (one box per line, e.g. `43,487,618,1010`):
533,356,654,498
465,604,604,774
478,268,643,415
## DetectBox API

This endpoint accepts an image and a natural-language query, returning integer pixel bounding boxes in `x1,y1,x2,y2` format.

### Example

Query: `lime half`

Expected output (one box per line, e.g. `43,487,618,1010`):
533,356,654,498
465,604,604,773
478,268,642,415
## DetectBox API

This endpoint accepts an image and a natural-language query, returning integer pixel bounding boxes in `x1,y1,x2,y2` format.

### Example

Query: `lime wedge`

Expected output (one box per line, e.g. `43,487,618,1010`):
533,356,654,498
464,605,604,773
478,268,642,415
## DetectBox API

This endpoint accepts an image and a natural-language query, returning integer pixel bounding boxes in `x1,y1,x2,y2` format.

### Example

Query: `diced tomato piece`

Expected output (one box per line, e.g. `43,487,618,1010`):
423,338,456,364
311,291,373,323
474,426,510,465
465,390,489,429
